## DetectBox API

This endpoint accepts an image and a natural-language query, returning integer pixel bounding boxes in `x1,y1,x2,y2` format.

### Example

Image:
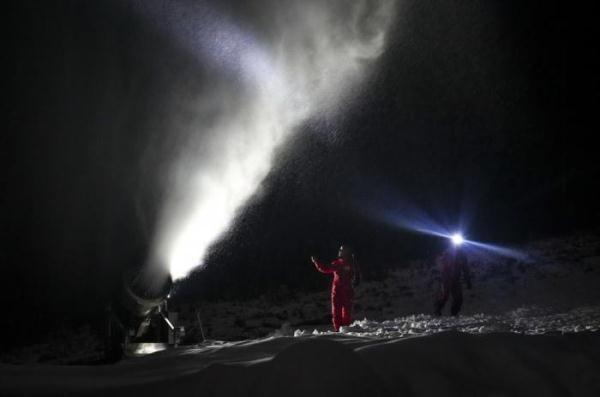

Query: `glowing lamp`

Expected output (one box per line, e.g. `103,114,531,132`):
451,233,464,246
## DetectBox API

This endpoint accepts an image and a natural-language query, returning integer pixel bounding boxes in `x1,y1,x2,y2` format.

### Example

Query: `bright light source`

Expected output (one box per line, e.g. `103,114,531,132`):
451,233,464,246
132,343,167,356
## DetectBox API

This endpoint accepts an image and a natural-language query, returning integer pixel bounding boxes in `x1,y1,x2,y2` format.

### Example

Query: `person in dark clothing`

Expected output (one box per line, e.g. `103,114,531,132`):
311,245,361,331
433,245,472,316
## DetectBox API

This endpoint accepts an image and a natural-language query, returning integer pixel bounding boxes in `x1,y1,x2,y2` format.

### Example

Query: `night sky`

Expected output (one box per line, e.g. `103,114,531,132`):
3,1,598,345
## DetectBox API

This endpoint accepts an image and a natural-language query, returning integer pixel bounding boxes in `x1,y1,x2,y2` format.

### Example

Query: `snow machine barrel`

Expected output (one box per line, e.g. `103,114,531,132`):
105,264,173,361
118,266,172,326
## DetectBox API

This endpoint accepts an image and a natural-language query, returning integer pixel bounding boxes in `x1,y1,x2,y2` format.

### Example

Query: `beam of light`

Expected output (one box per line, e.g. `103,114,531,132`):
464,240,530,261
135,0,396,280
412,223,529,262
358,196,456,240
357,196,529,261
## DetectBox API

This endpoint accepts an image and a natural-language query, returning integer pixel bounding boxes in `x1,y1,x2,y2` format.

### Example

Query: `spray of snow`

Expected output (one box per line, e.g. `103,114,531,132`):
139,0,396,280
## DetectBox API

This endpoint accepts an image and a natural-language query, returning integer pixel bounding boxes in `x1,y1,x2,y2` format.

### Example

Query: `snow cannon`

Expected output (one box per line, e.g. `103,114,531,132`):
119,266,172,324
106,265,178,361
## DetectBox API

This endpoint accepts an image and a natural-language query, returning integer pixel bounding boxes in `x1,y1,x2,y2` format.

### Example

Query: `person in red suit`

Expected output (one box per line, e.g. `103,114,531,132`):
311,245,361,331
434,244,472,316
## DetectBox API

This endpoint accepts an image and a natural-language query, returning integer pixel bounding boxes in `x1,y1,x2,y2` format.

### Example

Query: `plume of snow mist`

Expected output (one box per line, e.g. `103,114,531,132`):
143,0,396,280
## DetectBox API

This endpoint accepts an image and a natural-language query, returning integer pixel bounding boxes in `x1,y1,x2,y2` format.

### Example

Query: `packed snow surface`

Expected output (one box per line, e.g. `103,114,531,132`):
2,307,599,396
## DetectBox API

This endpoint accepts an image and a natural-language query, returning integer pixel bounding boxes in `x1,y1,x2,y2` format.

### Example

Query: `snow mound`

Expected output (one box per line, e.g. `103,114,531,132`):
329,305,600,338
2,329,599,396
254,338,390,397
361,331,600,396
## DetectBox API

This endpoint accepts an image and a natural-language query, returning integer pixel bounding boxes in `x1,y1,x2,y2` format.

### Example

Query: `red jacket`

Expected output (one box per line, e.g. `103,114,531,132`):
313,257,359,291
438,249,471,285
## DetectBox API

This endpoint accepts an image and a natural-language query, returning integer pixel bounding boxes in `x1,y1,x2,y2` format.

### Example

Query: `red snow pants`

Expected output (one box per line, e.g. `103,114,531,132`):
332,285,353,331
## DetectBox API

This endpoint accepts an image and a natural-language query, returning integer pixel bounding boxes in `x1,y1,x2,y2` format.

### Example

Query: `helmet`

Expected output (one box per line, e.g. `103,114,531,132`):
338,245,353,257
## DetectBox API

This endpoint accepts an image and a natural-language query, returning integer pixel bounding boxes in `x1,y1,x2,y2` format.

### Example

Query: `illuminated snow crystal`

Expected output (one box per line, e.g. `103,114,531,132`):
141,0,396,280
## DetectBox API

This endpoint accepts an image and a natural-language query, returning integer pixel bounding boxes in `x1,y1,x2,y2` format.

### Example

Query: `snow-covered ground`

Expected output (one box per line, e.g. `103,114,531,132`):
180,233,600,340
2,233,600,396
318,305,600,337
1,324,599,396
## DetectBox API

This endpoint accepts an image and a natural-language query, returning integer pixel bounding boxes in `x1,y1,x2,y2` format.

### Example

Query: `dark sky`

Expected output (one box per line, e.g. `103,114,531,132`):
3,1,598,342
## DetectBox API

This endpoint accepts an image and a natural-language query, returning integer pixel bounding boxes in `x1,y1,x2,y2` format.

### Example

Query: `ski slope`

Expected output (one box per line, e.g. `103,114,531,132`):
2,308,600,397
2,234,600,396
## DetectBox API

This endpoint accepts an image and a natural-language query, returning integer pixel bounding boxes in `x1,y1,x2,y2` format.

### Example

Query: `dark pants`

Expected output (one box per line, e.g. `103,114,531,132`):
434,280,463,316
